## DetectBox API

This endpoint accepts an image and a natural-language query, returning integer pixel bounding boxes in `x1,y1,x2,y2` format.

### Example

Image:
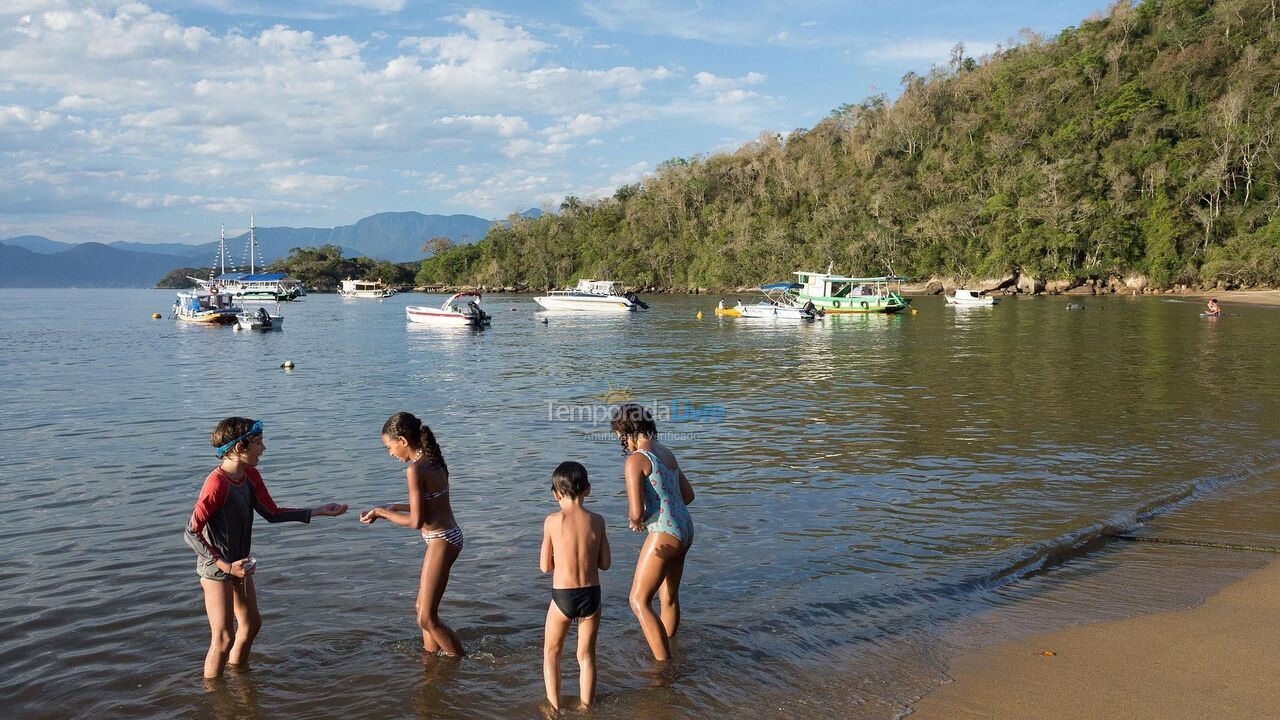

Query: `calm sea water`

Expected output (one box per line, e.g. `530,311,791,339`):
2,288,1278,719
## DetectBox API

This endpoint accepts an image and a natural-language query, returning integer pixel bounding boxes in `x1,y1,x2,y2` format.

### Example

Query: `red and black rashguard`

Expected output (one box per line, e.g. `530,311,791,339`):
183,467,311,580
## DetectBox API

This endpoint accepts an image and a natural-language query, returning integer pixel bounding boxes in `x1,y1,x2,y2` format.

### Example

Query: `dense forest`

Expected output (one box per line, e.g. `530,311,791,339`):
416,0,1280,292
156,246,417,290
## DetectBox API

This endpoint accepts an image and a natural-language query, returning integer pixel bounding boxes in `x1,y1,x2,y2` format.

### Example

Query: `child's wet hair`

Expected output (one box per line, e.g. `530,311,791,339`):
211,417,259,455
382,411,448,473
552,461,590,498
610,403,657,454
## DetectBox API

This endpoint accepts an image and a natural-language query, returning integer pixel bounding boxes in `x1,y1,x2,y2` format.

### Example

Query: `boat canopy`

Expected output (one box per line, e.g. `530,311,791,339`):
760,282,802,291
793,272,910,283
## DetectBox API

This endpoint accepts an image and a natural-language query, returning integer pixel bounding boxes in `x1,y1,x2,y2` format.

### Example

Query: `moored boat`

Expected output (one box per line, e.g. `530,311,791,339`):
715,283,822,320
172,289,241,324
236,305,284,331
945,289,999,306
406,292,492,328
339,279,397,298
789,272,911,314
534,280,647,312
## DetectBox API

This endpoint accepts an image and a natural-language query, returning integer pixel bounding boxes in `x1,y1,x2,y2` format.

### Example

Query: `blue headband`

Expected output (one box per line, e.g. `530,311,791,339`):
214,420,263,458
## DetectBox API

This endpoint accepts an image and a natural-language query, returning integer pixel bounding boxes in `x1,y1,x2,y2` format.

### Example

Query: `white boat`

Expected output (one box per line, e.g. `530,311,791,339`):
339,279,397,298
172,289,241,325
945,289,999,306
190,216,305,301
534,279,647,312
406,292,492,328
715,283,822,320
236,306,284,331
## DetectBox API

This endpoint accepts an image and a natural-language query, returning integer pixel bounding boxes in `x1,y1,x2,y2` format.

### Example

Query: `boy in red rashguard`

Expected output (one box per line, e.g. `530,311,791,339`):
184,417,347,678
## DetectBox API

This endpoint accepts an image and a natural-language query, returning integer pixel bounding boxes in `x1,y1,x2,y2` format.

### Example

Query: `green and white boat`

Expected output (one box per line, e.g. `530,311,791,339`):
788,271,911,314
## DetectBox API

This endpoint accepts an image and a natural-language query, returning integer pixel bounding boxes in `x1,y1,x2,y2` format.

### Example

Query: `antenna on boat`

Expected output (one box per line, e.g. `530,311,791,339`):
249,213,257,274
826,261,834,275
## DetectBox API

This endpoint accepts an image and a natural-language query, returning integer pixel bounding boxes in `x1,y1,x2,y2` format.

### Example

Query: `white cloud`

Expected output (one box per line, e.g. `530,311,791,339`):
875,39,1000,63
436,114,530,137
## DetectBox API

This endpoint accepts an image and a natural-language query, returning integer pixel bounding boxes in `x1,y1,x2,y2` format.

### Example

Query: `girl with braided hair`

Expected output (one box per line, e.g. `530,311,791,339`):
360,412,465,656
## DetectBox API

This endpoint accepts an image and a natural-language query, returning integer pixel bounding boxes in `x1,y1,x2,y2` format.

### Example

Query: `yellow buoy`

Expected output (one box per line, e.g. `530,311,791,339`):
696,311,703,319
911,308,918,315
151,312,162,319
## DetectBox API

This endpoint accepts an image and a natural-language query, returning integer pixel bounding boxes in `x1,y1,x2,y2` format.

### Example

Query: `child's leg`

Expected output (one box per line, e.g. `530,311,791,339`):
200,578,235,678
227,575,261,666
629,533,682,661
542,601,572,710
417,540,464,656
576,609,601,707
657,547,688,638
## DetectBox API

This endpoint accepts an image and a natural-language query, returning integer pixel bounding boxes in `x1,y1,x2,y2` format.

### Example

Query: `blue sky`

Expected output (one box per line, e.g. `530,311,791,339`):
0,0,1106,245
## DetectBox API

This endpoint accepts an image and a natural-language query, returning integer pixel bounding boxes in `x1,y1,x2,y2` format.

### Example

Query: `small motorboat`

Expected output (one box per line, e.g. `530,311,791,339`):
406,291,492,328
534,280,647,312
236,305,284,331
340,279,397,298
715,283,822,320
172,289,242,324
945,289,998,306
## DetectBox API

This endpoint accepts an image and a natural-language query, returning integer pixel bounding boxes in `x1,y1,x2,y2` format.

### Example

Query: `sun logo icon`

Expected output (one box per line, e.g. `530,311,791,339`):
595,384,634,405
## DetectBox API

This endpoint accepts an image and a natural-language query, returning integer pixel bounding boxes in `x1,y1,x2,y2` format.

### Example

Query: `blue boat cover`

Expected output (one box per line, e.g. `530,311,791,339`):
241,273,287,281
760,282,802,291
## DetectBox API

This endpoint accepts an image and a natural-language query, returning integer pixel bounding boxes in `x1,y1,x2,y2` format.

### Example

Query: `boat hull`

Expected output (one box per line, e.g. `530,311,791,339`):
945,297,998,306
732,302,817,320
794,293,909,314
406,306,489,327
175,311,239,325
534,296,636,312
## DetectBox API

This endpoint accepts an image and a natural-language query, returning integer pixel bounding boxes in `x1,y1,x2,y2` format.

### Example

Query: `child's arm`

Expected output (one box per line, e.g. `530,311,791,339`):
539,515,555,574
184,473,252,577
596,514,611,572
361,467,427,527
678,468,695,505
624,453,648,531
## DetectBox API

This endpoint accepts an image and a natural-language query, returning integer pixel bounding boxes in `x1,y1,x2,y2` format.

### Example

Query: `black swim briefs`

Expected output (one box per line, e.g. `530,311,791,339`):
551,585,601,619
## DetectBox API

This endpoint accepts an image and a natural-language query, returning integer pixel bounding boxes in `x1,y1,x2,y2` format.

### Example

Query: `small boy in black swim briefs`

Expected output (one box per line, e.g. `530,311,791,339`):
539,461,611,710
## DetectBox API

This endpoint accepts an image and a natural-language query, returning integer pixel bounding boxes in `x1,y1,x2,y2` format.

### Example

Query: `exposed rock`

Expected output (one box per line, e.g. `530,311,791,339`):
922,279,945,295
1016,274,1046,294
1123,274,1149,291
976,274,1017,293
1045,278,1081,294
1065,285,1095,295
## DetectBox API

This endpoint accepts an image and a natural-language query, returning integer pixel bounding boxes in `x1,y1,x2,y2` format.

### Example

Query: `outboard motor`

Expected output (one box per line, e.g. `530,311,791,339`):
801,300,821,320
624,291,650,309
467,300,491,326
256,306,272,329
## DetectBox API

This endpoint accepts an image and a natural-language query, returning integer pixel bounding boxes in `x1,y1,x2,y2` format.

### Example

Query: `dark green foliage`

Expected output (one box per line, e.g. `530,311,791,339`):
423,0,1280,290
155,267,203,288
268,245,416,291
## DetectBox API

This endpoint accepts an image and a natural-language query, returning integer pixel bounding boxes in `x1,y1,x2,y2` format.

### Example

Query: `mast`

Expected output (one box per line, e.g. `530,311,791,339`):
249,213,256,274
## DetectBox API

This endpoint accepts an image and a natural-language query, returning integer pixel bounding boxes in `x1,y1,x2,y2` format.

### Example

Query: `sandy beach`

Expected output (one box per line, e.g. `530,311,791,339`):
908,557,1280,719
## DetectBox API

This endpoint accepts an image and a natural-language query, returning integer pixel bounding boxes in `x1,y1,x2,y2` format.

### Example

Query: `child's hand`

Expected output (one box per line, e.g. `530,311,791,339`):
314,503,348,517
629,518,645,532
229,558,255,578
359,507,381,524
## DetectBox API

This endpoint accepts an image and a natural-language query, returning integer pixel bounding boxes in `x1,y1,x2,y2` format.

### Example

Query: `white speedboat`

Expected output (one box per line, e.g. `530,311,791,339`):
172,289,241,325
714,283,822,320
534,280,647,312
236,305,284,331
945,289,998,306
406,292,491,328
340,279,397,298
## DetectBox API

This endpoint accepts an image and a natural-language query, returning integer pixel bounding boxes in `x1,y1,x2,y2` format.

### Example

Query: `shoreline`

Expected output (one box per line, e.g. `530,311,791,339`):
907,556,1280,719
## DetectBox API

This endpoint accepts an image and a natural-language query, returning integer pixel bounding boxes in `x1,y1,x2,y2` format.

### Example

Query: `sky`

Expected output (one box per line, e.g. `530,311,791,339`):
0,0,1108,245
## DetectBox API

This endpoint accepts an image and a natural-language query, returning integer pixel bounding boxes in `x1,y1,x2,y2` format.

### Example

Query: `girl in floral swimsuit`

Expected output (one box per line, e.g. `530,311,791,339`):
611,403,696,662
360,412,465,656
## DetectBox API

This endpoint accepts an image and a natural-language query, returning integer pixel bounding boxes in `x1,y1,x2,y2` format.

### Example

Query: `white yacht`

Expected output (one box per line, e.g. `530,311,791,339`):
945,289,999,306
534,279,647,312
339,279,397,298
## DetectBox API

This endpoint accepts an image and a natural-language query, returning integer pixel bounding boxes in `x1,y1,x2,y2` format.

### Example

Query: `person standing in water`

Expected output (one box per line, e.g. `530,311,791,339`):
360,412,466,656
610,403,695,662
184,417,348,678
540,461,611,710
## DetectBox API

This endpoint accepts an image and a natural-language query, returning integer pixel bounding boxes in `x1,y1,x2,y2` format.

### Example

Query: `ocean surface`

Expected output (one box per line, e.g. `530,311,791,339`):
2,288,1278,719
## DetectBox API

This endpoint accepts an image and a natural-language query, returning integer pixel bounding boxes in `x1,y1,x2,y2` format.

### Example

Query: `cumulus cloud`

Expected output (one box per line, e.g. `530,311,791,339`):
874,39,1000,64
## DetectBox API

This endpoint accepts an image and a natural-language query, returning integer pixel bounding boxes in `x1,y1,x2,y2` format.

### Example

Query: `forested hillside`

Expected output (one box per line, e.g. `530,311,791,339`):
420,0,1280,291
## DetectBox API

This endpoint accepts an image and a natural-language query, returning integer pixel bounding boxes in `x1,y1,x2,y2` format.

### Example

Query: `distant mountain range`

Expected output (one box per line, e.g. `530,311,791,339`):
0,211,522,288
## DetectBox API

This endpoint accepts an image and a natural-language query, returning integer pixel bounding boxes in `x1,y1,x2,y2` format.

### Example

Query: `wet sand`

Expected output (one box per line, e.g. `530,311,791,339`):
908,557,1280,719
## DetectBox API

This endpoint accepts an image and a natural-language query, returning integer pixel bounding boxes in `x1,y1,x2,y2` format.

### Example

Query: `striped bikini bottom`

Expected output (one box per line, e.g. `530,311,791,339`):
421,526,463,551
